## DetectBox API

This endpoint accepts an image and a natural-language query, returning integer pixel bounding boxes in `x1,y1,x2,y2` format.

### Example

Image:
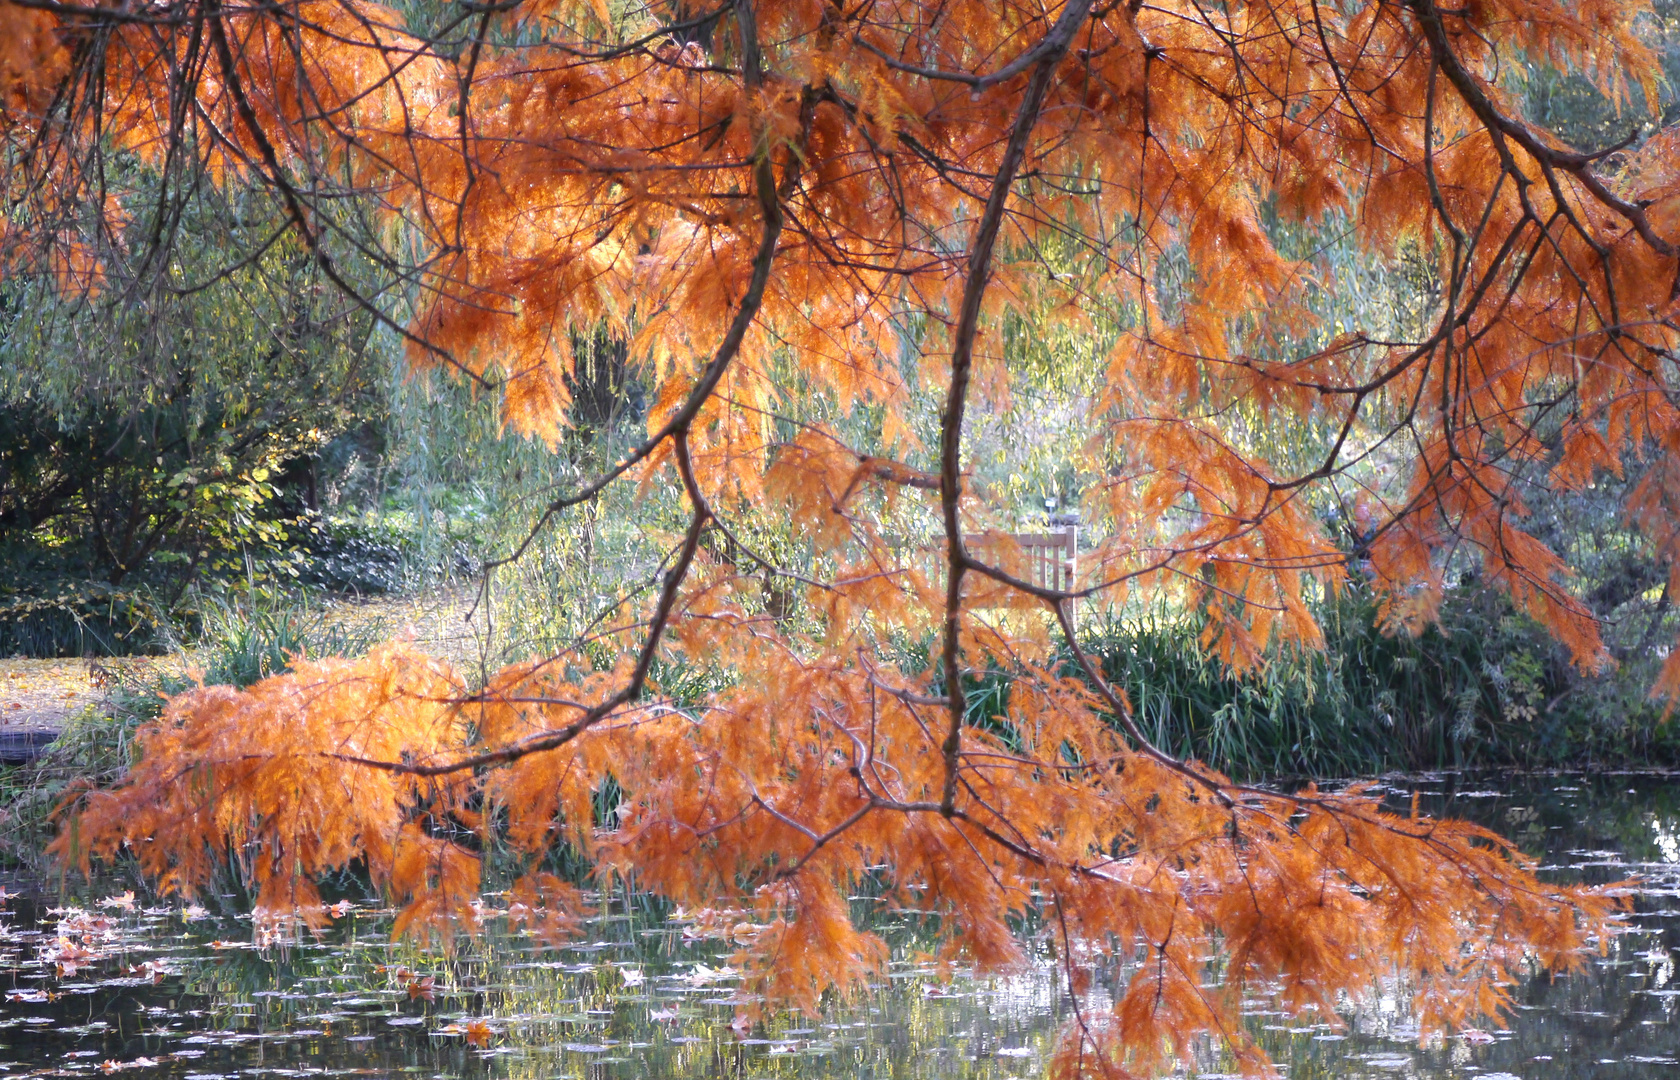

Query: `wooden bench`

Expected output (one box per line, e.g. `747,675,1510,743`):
968,528,1077,594
903,526,1079,616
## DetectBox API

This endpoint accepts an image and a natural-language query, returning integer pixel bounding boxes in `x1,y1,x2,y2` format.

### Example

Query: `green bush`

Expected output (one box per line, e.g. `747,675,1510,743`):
0,586,167,657
291,516,415,596
0,560,171,657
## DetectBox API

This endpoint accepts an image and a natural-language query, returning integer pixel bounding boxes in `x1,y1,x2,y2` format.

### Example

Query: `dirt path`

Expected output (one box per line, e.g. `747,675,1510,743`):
320,588,488,670
0,657,176,732
0,588,486,740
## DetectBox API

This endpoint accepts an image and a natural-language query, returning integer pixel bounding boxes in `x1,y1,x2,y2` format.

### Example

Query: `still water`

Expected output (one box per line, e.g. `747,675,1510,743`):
0,772,1675,1080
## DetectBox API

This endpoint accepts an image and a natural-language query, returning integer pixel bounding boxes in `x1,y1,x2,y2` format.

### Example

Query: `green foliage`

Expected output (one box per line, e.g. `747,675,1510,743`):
898,574,1680,782
0,567,170,657
1505,0,1680,152
197,596,390,690
375,348,679,667
1081,583,1680,779
291,516,422,596
0,191,385,646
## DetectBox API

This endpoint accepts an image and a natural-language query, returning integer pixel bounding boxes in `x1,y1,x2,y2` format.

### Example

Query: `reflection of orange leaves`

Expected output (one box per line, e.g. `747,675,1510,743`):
254,876,328,944
506,872,589,946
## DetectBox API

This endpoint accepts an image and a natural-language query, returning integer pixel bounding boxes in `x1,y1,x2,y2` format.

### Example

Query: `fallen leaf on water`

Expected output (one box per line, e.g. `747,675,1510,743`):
60,912,113,937
437,1019,496,1047
98,1057,159,1072
45,935,97,975
687,962,736,987
124,960,172,982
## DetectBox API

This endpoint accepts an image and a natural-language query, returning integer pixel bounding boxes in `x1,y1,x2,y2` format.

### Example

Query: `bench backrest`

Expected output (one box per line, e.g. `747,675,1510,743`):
968,528,1078,593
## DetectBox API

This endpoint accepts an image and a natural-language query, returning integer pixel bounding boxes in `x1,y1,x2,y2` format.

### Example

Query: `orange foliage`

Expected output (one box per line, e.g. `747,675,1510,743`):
0,2,66,117
12,0,1676,1072
58,637,1617,1075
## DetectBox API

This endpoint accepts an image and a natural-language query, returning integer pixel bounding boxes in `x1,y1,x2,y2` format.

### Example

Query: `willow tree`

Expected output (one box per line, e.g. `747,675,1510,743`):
5,0,1673,1072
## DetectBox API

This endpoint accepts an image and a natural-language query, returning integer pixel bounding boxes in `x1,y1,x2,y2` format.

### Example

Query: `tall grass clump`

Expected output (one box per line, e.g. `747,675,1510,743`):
1078,583,1680,779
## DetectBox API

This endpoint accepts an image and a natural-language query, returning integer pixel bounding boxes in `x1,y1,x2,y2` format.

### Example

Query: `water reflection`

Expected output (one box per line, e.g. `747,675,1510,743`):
0,772,1673,1079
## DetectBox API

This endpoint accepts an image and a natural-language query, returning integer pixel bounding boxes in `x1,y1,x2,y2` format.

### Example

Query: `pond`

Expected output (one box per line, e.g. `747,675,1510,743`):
0,772,1675,1080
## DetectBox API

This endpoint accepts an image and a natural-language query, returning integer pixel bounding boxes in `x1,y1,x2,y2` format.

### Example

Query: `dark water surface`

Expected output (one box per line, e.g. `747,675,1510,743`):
0,772,1675,1080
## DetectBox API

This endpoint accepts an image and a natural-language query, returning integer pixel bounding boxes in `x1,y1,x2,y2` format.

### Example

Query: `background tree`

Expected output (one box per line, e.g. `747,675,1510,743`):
5,0,1677,1073
0,193,384,652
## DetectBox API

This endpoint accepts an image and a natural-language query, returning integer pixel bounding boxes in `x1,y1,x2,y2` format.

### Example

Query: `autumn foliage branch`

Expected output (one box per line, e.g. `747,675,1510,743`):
5,0,1674,1073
